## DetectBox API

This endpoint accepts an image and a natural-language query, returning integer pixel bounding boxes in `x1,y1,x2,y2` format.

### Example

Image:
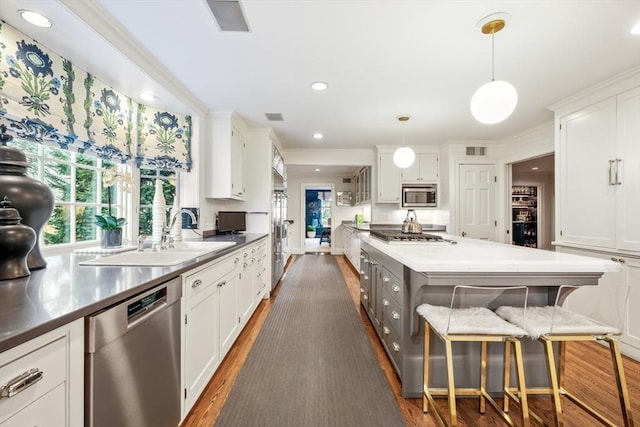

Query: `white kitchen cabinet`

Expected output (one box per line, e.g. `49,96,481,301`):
377,151,401,203
401,153,438,182
252,239,269,304
182,252,238,412
354,166,371,204
0,319,83,427
207,112,246,200
238,243,257,328
181,237,268,416
555,83,640,252
344,226,361,270
561,246,640,361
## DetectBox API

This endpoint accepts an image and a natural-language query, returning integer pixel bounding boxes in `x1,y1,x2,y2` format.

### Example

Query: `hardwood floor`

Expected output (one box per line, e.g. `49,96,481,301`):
181,255,639,426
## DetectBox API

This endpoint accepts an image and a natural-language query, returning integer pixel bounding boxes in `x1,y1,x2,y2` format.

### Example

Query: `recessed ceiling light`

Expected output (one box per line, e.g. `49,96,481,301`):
19,10,52,28
313,133,323,140
314,168,321,172
531,167,539,170
632,22,640,35
139,92,158,102
311,81,328,91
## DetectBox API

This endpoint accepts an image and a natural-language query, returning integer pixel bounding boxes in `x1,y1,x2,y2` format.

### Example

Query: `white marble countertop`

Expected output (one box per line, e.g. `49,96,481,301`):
360,233,621,273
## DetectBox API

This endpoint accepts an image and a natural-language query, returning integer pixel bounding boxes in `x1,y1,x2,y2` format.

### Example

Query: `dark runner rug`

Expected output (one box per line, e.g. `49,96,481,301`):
215,255,405,427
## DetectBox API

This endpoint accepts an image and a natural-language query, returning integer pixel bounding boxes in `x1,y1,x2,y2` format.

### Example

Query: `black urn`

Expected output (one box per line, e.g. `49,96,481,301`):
0,125,54,270
0,196,36,280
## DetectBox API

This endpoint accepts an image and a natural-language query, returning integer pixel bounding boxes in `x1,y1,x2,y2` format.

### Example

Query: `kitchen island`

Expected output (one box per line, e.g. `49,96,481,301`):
359,232,620,398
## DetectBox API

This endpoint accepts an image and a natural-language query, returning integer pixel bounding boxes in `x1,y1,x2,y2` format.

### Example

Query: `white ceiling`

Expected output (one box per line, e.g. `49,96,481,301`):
1,0,639,153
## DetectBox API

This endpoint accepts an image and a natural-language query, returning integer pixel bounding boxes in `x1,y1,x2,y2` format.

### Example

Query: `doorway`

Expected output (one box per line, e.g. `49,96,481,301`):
303,187,333,254
510,154,555,250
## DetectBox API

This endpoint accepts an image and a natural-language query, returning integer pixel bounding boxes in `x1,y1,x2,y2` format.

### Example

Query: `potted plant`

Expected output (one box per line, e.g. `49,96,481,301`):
306,225,316,238
95,168,129,248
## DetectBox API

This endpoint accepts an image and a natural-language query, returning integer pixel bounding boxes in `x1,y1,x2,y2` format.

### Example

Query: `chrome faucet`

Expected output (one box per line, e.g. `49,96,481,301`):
161,209,198,249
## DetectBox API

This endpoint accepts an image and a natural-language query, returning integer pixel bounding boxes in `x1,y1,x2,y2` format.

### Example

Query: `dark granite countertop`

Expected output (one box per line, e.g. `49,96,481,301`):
0,233,268,353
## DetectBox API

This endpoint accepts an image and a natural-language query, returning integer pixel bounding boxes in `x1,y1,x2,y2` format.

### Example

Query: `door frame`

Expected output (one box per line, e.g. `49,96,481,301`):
455,162,498,240
300,182,335,254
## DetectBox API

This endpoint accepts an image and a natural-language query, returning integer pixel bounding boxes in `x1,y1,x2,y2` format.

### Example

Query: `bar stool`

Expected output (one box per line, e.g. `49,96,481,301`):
416,285,531,427
496,286,634,427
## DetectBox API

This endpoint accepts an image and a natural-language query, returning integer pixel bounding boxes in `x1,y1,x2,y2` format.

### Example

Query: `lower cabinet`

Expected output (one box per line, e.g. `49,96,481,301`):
344,226,361,269
0,319,83,427
181,237,268,416
560,246,640,361
360,246,404,376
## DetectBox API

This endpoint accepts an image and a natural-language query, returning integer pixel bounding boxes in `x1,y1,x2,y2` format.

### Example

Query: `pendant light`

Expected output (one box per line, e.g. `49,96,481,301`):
393,115,415,168
470,13,518,125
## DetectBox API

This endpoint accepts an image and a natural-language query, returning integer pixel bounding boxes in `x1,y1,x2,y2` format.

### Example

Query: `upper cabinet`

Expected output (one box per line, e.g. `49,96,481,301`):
553,71,640,252
207,112,246,200
377,150,401,203
401,153,438,182
354,166,371,204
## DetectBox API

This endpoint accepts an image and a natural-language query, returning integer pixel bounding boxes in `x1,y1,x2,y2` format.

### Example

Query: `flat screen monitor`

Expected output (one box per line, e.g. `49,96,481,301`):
217,211,246,233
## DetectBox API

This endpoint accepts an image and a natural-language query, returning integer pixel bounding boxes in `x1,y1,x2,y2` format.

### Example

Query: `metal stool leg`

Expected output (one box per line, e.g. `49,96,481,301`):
423,321,431,413
444,338,458,426
542,338,565,426
608,338,634,427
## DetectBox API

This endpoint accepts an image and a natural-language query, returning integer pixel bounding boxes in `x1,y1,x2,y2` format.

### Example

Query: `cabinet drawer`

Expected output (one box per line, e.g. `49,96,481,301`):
360,287,369,307
381,324,402,376
382,268,402,305
0,336,66,421
382,295,402,336
1,384,65,427
184,254,239,302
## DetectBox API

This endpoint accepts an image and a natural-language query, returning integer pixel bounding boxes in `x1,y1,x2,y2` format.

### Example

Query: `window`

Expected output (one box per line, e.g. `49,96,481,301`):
138,168,176,236
7,139,124,246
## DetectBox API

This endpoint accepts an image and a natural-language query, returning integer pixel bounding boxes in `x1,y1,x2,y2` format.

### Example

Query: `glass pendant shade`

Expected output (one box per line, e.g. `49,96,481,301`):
470,80,518,124
393,146,415,168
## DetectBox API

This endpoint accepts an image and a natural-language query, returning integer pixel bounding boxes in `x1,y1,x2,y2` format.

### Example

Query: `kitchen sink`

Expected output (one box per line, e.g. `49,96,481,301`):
79,241,236,266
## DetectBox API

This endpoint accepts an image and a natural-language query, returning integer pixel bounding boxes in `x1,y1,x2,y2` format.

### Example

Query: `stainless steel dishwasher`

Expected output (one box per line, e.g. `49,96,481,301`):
85,278,182,427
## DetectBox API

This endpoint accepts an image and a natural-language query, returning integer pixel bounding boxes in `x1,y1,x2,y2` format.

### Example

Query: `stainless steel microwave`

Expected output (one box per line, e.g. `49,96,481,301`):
402,184,437,208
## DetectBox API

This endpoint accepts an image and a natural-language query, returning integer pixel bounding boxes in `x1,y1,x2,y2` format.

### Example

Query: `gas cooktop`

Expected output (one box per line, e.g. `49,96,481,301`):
369,230,457,244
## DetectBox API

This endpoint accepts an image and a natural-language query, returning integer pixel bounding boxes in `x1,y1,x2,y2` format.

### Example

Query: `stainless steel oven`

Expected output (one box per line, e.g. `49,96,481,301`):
402,184,437,207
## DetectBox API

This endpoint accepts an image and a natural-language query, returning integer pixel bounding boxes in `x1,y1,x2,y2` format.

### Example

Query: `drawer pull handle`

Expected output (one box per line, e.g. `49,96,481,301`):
391,311,400,320
217,280,226,288
383,277,390,282
392,342,401,352
392,285,400,292
1,368,44,399
383,326,391,335
382,299,390,306
360,288,364,294
191,279,203,289
363,295,368,300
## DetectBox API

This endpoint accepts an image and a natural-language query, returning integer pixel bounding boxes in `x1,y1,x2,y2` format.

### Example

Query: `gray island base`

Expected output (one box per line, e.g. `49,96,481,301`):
359,234,619,398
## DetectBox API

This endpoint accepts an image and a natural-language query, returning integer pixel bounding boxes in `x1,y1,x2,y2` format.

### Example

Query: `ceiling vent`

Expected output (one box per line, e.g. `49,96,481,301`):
207,0,249,32
265,113,284,121
466,146,487,156
342,177,352,184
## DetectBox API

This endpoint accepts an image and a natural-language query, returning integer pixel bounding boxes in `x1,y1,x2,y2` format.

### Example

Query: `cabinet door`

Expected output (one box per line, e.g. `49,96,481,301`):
219,270,240,357
616,87,640,252
1,385,65,427
238,247,256,326
401,153,438,182
378,152,401,203
621,257,640,355
231,127,246,198
183,274,221,411
558,97,617,248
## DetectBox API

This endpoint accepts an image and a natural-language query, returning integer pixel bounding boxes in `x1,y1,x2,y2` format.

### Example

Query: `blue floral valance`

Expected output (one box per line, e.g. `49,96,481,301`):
0,21,191,171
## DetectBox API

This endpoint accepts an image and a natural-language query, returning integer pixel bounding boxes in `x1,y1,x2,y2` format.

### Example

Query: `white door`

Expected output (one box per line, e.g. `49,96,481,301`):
458,164,496,240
